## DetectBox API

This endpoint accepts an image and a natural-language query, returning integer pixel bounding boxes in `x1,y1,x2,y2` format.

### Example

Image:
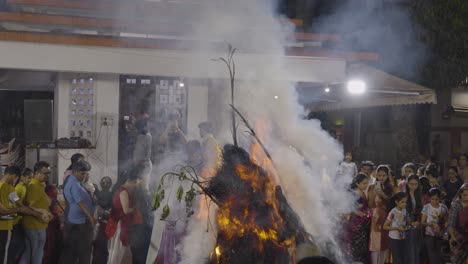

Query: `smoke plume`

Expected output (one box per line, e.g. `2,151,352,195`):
169,0,355,263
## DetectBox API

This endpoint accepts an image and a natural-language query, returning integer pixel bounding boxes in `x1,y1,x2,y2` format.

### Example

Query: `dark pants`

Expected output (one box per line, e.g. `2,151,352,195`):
0,230,11,264
389,238,406,264
425,235,443,264
130,224,152,264
8,225,26,264
405,228,422,264
43,219,63,264
92,223,108,264
59,222,93,264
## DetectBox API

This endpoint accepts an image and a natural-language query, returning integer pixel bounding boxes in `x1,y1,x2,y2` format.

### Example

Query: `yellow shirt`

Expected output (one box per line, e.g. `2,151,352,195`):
0,182,19,230
15,183,27,203
22,179,49,229
13,183,27,225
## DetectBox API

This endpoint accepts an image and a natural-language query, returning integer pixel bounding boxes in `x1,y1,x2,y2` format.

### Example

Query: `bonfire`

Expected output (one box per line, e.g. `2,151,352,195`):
206,144,310,264
152,46,324,264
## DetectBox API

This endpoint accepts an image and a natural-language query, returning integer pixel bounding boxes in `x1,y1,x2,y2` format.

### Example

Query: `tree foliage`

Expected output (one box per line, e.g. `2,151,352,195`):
410,0,468,88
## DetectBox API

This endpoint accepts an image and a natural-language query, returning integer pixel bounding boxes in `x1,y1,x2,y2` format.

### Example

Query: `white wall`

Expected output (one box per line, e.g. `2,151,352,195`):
186,83,209,139
55,73,119,185
0,41,346,83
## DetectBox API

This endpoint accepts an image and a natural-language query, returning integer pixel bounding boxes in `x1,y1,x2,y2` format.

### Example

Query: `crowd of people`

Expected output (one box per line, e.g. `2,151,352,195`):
339,152,468,264
0,117,221,264
0,114,467,264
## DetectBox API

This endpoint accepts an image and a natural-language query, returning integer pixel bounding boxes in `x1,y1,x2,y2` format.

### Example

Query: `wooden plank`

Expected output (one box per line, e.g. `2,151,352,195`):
0,31,378,60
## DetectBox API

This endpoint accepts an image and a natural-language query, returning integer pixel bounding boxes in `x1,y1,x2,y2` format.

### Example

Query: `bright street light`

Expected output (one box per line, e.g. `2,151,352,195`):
324,87,330,93
346,79,366,94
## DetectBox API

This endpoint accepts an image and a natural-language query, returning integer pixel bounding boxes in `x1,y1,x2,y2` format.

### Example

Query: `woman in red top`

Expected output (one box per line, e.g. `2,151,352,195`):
106,169,142,264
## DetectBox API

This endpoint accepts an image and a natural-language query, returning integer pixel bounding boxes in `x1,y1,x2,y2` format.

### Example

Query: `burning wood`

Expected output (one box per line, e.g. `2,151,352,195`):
206,144,311,264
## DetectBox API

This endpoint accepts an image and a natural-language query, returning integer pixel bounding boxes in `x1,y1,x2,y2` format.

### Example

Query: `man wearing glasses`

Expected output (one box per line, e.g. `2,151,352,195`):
60,160,96,264
20,161,53,264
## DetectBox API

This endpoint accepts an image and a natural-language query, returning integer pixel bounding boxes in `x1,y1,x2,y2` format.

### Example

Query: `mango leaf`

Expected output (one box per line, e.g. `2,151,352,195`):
177,185,184,202
161,205,170,220
152,193,161,211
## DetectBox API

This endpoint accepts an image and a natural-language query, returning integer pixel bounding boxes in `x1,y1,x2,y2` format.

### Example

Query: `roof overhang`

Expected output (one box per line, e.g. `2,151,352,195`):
306,63,436,112
0,39,347,83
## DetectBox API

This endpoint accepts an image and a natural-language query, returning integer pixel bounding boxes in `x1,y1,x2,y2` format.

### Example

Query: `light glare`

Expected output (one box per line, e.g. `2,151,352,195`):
347,79,366,94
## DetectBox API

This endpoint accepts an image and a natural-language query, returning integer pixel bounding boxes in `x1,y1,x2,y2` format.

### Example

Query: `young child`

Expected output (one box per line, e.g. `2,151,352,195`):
383,192,408,264
338,151,358,179
421,188,449,264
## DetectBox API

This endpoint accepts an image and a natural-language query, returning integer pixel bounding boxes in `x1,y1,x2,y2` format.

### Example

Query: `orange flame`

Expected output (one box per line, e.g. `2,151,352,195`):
212,119,295,263
249,119,281,185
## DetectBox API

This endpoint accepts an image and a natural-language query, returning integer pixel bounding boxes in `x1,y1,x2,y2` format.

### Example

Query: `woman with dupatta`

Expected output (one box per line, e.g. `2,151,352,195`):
343,173,372,264
448,183,468,264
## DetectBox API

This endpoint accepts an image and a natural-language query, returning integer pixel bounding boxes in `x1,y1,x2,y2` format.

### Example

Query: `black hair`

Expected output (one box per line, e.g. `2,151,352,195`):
127,165,143,182
71,153,84,164
34,161,50,174
72,160,91,172
406,174,423,221
376,165,393,197
417,166,426,176
451,156,459,162
401,162,417,176
419,176,431,195
350,173,369,190
67,153,85,171
425,168,439,178
22,168,33,177
387,192,407,214
111,165,143,196
428,188,442,198
101,176,112,184
4,166,21,177
360,160,375,170
448,166,459,175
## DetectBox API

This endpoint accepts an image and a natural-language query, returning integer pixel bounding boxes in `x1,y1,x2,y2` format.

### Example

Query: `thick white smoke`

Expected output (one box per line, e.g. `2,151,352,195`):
169,0,356,263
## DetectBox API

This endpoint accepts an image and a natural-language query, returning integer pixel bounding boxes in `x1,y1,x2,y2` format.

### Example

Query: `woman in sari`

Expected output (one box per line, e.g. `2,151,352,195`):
448,183,468,264
343,173,372,264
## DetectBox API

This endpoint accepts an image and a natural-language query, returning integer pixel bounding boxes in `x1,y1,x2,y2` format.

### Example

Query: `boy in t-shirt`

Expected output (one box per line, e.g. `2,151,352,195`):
421,188,449,264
